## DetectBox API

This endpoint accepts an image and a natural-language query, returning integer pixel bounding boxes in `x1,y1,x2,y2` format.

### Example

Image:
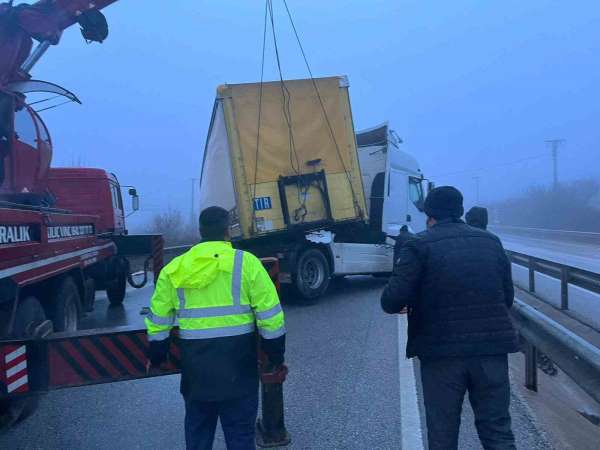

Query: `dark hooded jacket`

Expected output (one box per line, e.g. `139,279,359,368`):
381,218,518,359
466,206,489,230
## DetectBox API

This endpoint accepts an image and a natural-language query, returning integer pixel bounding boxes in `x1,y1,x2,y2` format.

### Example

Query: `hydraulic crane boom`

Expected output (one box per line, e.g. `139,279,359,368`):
0,0,117,85
0,0,118,197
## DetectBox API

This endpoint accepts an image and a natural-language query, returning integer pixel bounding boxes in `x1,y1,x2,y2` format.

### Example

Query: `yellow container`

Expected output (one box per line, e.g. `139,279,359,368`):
198,76,367,240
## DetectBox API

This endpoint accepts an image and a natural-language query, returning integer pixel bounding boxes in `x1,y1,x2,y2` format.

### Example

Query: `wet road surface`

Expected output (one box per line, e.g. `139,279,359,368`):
1,276,552,449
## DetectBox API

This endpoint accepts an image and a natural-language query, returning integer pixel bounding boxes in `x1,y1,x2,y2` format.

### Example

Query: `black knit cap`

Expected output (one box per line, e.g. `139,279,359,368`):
424,186,464,220
466,206,488,230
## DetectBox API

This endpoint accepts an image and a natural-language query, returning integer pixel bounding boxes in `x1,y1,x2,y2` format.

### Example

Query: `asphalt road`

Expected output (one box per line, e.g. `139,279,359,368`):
497,232,600,273
2,277,551,449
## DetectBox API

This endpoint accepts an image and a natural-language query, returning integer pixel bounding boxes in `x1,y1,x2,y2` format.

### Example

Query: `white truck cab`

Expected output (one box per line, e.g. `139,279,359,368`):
326,123,428,277
357,123,427,237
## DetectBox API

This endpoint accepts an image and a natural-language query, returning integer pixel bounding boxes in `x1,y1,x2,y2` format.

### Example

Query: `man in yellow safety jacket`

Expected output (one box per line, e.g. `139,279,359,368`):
145,206,286,450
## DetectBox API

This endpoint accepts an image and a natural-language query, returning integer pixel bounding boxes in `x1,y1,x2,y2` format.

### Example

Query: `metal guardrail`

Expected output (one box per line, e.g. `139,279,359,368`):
511,299,600,404
164,244,194,253
492,224,600,245
506,249,600,400
506,249,600,310
163,244,193,262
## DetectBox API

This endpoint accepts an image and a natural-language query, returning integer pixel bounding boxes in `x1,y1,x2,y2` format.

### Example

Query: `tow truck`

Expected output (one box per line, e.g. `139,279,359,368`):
0,0,165,429
0,2,289,445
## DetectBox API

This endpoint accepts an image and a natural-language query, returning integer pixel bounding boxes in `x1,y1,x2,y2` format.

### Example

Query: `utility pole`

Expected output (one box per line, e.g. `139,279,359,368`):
473,176,481,204
545,139,565,190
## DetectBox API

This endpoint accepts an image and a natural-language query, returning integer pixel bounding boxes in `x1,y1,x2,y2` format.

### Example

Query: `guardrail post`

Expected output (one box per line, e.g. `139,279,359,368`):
528,257,536,293
524,341,538,392
560,267,569,310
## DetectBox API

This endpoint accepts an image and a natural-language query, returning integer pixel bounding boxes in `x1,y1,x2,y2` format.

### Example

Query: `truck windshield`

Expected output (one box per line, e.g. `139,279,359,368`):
409,176,425,211
14,108,38,148
110,183,123,210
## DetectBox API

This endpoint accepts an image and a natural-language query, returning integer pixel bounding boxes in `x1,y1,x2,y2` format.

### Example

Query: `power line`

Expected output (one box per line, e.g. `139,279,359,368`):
281,0,362,217
432,153,548,178
266,0,308,222
250,0,270,233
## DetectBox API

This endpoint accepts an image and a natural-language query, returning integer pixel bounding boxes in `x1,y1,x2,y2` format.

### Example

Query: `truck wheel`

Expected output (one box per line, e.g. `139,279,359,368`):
49,277,81,332
106,267,127,306
293,248,330,301
0,297,46,430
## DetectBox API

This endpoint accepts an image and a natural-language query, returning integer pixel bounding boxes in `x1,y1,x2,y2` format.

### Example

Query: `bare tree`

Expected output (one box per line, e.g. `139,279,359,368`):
492,178,600,232
147,208,198,245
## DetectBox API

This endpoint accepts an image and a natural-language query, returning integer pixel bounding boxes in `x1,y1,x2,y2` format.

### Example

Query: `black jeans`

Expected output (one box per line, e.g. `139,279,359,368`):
184,391,258,450
420,354,516,450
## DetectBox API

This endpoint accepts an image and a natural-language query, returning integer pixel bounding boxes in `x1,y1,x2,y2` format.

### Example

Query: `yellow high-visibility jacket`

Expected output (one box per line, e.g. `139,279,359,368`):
145,241,285,342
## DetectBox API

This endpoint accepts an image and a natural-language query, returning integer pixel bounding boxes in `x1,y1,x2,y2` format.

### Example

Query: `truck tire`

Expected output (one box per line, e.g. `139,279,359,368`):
0,297,46,430
293,248,330,301
106,263,127,306
49,276,81,332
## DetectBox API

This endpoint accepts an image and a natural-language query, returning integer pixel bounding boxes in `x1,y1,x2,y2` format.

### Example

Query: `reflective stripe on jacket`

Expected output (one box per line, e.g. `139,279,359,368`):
145,241,285,342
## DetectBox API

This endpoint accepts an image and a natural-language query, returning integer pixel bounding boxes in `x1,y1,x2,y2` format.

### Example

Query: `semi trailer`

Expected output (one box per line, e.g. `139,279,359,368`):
198,76,430,301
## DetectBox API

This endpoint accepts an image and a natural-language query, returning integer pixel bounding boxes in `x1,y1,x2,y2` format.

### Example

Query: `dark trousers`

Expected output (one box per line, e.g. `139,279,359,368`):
420,354,516,450
184,391,258,450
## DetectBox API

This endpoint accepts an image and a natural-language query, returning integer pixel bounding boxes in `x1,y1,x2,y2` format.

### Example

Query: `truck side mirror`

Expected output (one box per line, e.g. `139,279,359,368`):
427,181,435,193
129,188,139,211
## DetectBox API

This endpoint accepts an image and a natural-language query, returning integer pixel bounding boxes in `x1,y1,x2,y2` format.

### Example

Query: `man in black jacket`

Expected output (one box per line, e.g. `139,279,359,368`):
381,186,518,450
390,225,417,265
466,206,489,230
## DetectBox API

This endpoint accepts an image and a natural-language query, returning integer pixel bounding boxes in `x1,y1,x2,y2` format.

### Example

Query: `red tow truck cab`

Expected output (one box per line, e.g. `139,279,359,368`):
0,88,161,350
47,168,127,235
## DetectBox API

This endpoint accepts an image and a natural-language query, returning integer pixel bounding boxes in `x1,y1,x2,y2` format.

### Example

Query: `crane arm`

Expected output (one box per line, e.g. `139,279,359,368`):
0,0,118,85
12,1,118,41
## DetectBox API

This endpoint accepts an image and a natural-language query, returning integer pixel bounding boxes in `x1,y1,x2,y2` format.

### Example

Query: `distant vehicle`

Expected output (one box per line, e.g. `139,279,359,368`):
199,76,429,301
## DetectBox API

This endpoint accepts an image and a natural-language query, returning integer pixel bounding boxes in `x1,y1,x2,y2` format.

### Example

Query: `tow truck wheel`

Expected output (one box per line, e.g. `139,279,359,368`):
106,262,127,306
0,297,46,430
49,276,80,332
293,248,330,302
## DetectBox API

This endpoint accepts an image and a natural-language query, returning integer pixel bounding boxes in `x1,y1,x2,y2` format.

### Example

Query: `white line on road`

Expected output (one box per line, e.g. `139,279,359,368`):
398,314,425,450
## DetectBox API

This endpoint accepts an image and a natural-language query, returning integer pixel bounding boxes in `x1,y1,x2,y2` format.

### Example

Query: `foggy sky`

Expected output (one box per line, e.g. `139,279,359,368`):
29,0,600,228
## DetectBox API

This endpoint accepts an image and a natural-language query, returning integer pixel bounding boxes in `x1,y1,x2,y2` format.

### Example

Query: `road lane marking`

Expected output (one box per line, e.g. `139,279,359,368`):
398,315,425,450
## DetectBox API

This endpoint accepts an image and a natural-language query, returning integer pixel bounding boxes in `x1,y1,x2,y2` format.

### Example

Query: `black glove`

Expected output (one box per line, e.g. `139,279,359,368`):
148,339,170,367
260,335,285,366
